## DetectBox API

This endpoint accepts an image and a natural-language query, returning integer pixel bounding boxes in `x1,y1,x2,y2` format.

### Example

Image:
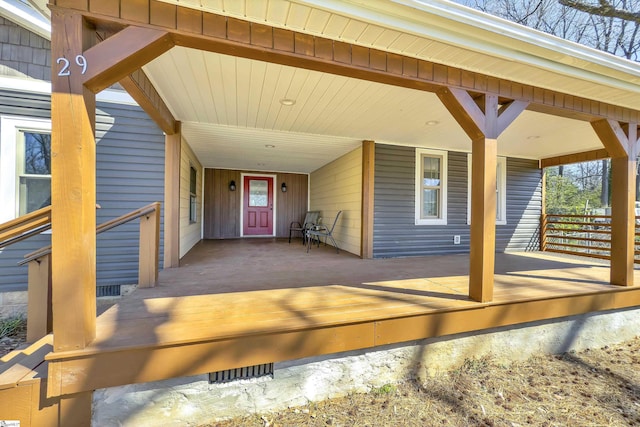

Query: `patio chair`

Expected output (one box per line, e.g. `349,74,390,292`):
289,210,320,244
306,210,342,253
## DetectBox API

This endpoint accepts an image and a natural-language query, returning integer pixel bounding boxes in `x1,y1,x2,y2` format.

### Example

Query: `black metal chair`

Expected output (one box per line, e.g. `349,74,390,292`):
289,211,320,244
306,210,342,253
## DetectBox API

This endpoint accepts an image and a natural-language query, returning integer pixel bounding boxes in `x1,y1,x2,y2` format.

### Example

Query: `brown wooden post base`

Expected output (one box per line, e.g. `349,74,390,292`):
610,156,636,287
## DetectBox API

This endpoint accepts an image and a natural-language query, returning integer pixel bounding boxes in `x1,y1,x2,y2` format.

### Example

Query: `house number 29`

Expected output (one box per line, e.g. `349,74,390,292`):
56,55,88,76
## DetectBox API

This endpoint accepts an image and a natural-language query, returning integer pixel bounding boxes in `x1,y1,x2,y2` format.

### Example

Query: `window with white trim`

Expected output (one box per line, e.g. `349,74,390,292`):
415,148,447,225
189,165,197,223
0,117,52,223
467,154,507,225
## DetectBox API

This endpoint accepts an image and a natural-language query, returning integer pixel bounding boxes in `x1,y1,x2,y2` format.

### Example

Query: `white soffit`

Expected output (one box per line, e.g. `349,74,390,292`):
143,46,602,172
155,0,640,111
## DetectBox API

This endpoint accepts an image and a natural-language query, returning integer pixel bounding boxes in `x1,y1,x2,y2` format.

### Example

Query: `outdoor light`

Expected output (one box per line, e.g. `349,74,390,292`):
281,182,287,192
229,180,236,191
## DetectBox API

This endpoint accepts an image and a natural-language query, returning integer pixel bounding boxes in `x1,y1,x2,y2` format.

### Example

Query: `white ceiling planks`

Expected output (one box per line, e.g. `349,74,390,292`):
141,0,637,173
143,45,604,172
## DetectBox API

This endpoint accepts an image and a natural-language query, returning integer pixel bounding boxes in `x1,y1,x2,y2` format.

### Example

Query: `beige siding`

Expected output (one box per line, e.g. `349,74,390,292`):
179,140,202,258
310,147,362,256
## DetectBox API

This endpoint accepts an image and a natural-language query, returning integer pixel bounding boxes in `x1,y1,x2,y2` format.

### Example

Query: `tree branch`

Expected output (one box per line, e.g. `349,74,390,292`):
559,0,640,23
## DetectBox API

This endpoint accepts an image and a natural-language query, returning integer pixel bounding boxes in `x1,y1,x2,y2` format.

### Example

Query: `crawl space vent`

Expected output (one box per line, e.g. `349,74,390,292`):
209,363,274,384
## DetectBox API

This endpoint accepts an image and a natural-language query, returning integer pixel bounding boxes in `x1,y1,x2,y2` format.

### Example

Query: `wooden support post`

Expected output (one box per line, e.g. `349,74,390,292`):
164,122,181,268
541,171,547,252
610,156,636,286
138,202,161,287
50,10,97,351
361,140,375,259
592,119,639,287
59,391,93,427
469,136,497,302
438,90,527,302
26,254,51,343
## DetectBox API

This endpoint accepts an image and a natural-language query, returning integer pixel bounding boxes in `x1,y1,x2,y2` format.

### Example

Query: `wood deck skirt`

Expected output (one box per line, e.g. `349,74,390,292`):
45,266,640,397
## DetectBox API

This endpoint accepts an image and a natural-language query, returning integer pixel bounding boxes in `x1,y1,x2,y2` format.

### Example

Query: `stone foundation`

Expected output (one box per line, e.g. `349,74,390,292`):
92,307,640,426
0,291,27,319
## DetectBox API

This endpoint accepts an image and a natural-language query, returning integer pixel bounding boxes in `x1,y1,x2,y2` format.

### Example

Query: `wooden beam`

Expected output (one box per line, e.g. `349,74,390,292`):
26,254,51,343
497,100,529,135
82,25,174,93
540,148,609,168
469,136,497,302
591,119,639,287
50,10,97,352
119,68,177,135
361,140,375,259
56,4,640,124
138,202,161,287
440,91,525,303
610,156,636,287
591,119,634,158
59,390,93,427
164,123,181,268
47,322,374,396
436,87,485,139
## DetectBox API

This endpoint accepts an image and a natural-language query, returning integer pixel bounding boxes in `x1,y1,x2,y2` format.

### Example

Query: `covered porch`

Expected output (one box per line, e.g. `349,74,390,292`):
7,0,640,424
44,240,640,396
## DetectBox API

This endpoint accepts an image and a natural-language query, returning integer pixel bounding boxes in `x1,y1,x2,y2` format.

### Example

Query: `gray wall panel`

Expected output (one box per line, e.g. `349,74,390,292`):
0,90,165,291
373,144,542,258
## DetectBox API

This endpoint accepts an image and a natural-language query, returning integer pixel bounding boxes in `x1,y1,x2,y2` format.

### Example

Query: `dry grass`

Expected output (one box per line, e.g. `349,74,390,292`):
208,337,640,427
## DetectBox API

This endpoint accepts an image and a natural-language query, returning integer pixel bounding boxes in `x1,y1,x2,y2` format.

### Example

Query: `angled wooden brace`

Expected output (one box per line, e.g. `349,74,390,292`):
437,88,528,302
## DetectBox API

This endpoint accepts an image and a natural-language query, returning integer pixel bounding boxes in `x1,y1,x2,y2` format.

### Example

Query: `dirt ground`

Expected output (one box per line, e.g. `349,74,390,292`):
208,337,640,427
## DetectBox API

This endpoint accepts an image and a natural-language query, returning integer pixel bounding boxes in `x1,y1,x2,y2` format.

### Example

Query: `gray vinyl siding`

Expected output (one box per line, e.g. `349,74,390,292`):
373,144,541,258
0,90,165,291
95,103,165,285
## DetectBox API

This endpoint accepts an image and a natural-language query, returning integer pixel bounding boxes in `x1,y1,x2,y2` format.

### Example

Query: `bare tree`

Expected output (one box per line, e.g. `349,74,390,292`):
464,0,640,60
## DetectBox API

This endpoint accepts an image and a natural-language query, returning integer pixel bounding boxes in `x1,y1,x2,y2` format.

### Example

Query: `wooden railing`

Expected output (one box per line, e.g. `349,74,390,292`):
541,213,640,263
0,205,51,249
0,206,52,343
0,202,161,343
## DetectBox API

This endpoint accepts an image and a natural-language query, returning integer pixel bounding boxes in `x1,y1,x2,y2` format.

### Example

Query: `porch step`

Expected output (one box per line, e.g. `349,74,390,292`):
0,334,52,389
0,335,58,427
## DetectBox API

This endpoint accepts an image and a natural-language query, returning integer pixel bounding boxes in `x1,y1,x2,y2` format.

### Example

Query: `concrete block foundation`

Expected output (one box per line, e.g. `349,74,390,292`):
92,307,640,426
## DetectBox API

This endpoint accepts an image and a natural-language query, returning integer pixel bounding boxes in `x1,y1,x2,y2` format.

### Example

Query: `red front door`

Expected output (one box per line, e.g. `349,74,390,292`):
243,176,274,236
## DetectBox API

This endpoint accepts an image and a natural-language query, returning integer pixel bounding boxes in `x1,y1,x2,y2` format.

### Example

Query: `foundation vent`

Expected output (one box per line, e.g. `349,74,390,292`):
96,284,121,297
209,363,274,384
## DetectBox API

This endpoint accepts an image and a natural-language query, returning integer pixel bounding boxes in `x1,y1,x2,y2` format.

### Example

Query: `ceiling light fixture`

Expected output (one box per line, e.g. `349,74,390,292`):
265,144,276,148
425,120,440,126
279,98,296,106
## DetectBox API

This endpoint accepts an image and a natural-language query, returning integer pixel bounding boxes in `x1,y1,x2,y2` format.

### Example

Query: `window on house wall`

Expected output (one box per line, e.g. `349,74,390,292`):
0,117,52,222
415,148,448,225
467,155,507,225
189,165,197,223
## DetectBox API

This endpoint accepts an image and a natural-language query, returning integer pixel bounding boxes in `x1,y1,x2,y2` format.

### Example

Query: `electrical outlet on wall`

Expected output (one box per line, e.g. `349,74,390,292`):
453,235,461,245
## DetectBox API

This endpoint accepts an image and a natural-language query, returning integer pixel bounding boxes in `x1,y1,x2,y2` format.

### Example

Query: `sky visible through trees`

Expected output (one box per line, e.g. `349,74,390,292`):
452,0,640,213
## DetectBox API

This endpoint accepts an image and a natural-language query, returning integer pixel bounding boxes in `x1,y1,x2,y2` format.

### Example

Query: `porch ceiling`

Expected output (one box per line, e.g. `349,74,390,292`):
19,0,639,172
143,47,601,173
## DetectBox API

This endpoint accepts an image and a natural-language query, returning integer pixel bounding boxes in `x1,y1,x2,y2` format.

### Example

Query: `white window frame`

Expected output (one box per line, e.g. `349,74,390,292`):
415,148,448,226
467,154,507,226
0,116,51,223
189,164,197,224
